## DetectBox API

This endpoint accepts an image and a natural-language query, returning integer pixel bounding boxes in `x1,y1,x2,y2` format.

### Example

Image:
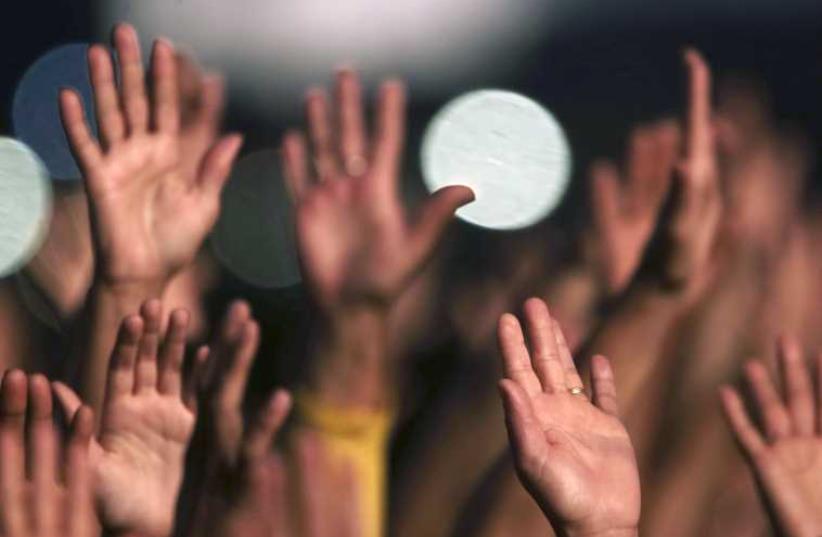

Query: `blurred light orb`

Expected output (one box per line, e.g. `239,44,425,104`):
97,0,551,115
211,150,301,288
13,44,96,181
0,138,53,277
421,90,571,230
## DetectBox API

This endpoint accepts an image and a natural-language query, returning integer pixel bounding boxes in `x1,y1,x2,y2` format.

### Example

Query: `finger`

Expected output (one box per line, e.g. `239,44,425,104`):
112,23,149,134
158,309,190,396
371,79,405,180
197,133,244,194
59,89,104,172
243,390,292,462
282,130,310,202
497,313,542,397
744,360,791,440
65,406,95,537
498,379,548,474
305,88,339,181
191,73,224,135
719,385,766,460
590,160,622,231
51,381,83,422
218,320,260,415
408,185,474,268
150,38,180,134
184,345,210,412
682,48,714,187
28,375,57,534
647,120,680,200
591,355,620,416
335,69,368,176
523,298,566,393
87,44,125,147
552,320,584,391
817,352,822,434
626,127,656,205
777,336,814,436
134,299,163,393
0,370,27,535
105,315,144,397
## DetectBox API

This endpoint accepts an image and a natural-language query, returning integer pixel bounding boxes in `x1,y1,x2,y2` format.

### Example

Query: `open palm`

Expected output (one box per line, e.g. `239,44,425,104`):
589,121,679,295
281,70,473,310
497,298,640,537
59,24,241,286
55,300,201,537
721,337,822,537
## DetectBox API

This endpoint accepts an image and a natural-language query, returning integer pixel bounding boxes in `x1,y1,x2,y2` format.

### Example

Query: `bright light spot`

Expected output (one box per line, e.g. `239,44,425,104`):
0,138,53,276
210,150,301,288
13,44,96,181
421,90,572,230
97,0,551,116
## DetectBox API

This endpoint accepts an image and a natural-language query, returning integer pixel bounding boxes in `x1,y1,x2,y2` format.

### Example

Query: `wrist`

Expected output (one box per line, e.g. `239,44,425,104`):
308,305,391,409
562,527,638,537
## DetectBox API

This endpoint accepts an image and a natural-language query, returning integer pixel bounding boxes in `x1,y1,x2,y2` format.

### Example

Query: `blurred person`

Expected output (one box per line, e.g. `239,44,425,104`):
396,48,722,537
57,23,241,414
280,67,474,537
641,77,821,537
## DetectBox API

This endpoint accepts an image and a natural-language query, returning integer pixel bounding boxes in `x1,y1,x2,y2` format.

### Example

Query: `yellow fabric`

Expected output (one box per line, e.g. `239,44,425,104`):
295,391,393,537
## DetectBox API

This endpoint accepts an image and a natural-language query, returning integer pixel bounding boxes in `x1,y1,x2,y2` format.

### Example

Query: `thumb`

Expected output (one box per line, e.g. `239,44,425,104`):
409,185,474,266
51,381,84,421
198,133,244,195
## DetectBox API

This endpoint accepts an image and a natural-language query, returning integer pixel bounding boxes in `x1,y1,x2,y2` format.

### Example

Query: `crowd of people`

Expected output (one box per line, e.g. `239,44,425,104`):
0,20,821,537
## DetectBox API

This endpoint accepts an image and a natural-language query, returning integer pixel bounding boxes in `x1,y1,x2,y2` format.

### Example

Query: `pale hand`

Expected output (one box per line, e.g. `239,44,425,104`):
497,298,640,537
55,300,202,537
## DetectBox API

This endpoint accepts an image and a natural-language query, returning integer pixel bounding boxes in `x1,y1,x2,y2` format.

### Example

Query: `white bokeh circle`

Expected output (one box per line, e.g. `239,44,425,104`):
0,138,53,276
421,90,571,230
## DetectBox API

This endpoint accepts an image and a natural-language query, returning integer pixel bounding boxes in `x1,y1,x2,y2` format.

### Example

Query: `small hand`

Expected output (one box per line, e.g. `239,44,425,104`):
176,301,292,537
590,121,680,295
720,337,822,537
59,23,241,288
281,69,474,312
54,300,201,537
497,298,640,537
0,370,96,537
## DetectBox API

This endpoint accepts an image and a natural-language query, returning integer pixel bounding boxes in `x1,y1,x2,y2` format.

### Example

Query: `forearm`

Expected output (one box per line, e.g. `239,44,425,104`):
582,281,686,415
73,278,165,413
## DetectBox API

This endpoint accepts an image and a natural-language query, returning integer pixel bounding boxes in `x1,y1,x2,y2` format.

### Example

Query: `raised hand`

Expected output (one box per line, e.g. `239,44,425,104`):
281,69,473,312
497,298,640,537
720,337,822,537
177,301,292,537
0,370,96,537
54,300,201,537
640,49,721,296
590,121,680,295
59,23,241,288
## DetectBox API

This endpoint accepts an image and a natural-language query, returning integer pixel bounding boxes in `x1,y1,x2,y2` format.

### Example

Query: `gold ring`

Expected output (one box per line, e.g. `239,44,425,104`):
569,386,585,396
